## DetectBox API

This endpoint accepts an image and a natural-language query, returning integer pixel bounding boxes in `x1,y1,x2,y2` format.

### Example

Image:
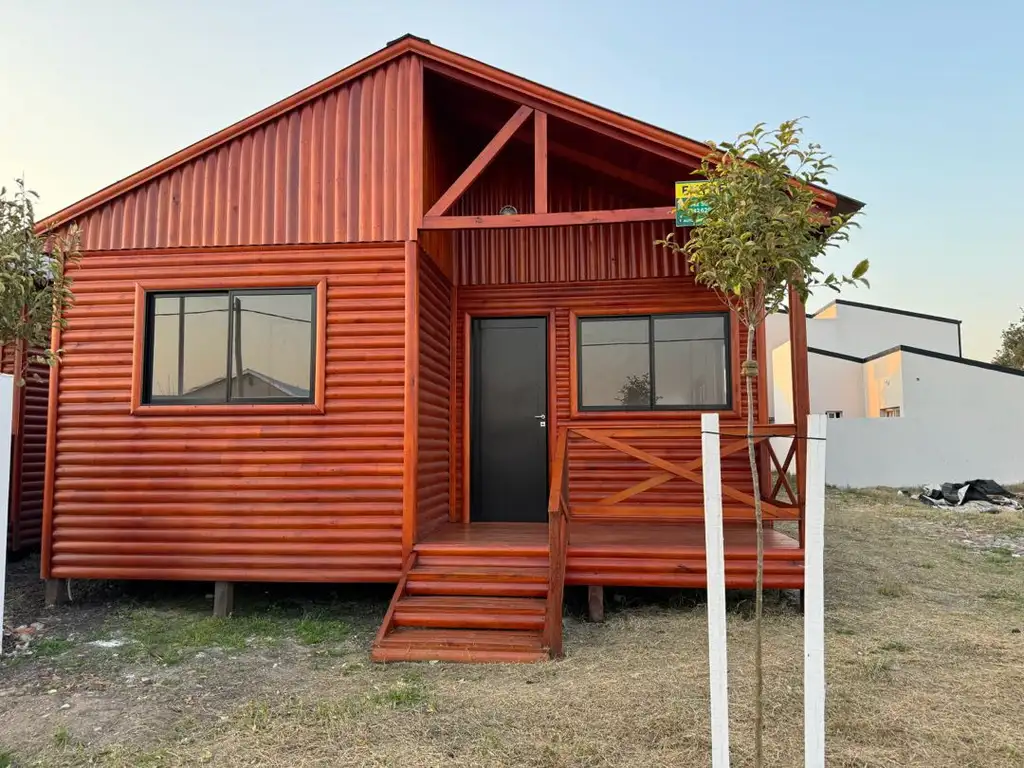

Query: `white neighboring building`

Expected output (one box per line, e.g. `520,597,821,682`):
769,299,1024,487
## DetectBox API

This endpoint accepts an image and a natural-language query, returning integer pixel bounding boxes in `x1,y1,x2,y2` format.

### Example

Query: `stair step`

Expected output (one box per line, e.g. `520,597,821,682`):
397,596,546,613
377,627,546,652
408,565,548,583
393,596,546,630
405,579,547,597
415,554,550,570
371,645,548,663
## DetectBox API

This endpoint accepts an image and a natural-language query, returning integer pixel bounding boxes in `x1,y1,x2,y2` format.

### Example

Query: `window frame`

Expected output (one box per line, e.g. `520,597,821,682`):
575,311,733,413
130,279,327,416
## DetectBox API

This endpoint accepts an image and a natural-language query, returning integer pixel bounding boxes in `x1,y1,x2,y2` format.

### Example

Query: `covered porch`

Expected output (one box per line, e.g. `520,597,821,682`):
376,57,814,662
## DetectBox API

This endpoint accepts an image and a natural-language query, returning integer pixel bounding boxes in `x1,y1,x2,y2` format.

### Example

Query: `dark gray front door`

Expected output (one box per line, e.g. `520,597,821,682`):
470,317,548,522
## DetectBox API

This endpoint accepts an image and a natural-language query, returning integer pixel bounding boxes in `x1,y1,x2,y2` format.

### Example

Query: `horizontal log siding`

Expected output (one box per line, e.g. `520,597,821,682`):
2,344,49,552
416,252,452,539
49,244,407,582
456,275,759,520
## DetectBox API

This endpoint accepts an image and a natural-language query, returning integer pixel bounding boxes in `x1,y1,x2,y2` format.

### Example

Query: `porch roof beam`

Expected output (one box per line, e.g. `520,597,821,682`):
425,104,534,217
421,206,674,230
534,111,548,214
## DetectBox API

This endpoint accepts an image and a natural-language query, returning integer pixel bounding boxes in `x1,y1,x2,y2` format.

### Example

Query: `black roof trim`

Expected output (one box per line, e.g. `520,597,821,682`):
810,345,1024,379
812,299,961,325
807,347,866,364
387,33,431,47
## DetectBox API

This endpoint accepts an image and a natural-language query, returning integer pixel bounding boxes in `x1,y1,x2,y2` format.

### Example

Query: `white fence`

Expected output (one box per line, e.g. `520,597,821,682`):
0,374,13,656
701,412,827,767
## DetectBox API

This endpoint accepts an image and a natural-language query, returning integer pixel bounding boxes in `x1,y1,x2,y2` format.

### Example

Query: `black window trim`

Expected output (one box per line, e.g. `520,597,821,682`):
142,286,318,406
576,311,733,412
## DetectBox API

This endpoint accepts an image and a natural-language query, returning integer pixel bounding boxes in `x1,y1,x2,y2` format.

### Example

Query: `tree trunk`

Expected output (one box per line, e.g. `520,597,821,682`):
744,322,765,768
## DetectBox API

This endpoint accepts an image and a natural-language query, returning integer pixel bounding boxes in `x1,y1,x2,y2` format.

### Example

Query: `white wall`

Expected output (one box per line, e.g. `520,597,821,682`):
765,313,790,419
766,301,959,421
863,351,904,417
808,302,960,358
809,354,866,418
772,341,793,426
826,351,1024,487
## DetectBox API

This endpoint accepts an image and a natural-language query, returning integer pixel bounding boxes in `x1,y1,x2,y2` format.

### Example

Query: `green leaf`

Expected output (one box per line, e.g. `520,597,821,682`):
851,258,869,279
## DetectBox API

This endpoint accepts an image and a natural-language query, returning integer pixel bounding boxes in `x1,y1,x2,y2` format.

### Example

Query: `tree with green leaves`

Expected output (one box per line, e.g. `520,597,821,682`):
993,310,1024,370
659,119,867,766
0,179,80,383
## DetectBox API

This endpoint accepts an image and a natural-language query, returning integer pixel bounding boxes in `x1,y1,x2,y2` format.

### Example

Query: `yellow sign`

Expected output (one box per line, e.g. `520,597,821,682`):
675,181,710,226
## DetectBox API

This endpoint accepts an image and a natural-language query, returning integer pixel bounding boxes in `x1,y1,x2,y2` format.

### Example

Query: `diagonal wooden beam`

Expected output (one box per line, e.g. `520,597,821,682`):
596,436,757,506
426,104,533,217
534,111,548,213
770,441,798,503
449,108,671,199
768,444,798,505
574,428,779,516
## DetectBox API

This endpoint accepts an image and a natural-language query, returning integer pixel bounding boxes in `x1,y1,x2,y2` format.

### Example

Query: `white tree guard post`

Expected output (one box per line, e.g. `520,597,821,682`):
701,412,730,767
0,374,14,658
804,413,828,768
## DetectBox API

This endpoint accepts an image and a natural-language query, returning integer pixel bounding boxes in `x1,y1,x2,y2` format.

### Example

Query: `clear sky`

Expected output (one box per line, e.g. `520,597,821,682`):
2,1,1021,359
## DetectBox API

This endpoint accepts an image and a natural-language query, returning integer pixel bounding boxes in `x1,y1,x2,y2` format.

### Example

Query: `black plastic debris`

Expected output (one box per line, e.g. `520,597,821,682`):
916,479,1022,511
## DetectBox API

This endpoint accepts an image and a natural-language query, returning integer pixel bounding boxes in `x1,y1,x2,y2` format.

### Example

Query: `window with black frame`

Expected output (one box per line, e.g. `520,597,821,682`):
577,313,730,410
143,288,316,405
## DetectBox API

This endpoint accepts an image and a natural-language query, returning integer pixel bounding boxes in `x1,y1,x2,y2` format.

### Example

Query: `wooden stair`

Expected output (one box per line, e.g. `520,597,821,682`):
372,546,554,663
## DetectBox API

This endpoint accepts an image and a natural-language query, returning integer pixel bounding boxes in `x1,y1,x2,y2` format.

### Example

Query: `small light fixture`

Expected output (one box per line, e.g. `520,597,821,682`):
499,205,518,215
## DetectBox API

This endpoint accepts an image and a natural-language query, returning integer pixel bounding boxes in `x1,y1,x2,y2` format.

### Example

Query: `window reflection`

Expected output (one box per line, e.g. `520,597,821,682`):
578,314,729,410
145,289,314,404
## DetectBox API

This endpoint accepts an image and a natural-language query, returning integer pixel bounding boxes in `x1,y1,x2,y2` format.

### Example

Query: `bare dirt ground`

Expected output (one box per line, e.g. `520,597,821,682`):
2,489,1023,767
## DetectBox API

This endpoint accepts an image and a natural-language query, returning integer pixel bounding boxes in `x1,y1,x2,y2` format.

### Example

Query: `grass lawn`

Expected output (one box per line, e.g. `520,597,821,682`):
1,488,1022,767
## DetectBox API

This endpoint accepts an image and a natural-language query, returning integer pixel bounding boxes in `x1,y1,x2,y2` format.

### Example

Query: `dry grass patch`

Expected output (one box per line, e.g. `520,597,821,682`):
1,489,1022,767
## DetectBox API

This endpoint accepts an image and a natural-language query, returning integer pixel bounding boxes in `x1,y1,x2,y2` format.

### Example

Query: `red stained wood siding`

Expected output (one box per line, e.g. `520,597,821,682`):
416,251,453,539
455,273,761,521
73,57,420,251
2,343,49,552
449,145,689,285
47,244,407,582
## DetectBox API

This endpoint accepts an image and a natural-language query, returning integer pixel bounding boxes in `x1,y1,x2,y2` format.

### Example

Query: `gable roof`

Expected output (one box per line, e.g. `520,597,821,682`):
38,34,859,233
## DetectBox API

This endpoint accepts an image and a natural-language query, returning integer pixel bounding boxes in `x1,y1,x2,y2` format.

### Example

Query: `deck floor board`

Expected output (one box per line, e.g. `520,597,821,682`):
420,520,800,554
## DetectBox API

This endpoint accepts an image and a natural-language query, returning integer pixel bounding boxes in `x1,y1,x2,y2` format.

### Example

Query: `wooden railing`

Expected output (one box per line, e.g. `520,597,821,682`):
543,429,570,658
552,423,801,521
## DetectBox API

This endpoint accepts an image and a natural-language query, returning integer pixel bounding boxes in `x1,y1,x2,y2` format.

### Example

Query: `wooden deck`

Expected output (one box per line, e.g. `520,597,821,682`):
421,521,804,589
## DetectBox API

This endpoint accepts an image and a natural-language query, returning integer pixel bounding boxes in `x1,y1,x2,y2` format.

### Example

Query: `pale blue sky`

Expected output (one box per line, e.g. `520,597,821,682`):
2,1,1020,358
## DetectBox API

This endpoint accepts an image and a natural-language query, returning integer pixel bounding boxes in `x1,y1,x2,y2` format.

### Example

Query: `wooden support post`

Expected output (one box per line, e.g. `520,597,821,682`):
44,579,68,607
804,414,827,768
701,412,731,768
534,111,548,213
402,241,420,557
587,586,604,623
788,285,810,546
213,582,234,618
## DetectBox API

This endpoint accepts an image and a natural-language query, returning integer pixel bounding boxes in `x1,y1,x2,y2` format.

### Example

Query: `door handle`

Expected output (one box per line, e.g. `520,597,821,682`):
534,414,546,419
535,413,546,427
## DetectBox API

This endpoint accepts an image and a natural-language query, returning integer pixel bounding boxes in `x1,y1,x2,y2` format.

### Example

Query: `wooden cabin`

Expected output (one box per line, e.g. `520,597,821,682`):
2,342,49,553
36,35,856,662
